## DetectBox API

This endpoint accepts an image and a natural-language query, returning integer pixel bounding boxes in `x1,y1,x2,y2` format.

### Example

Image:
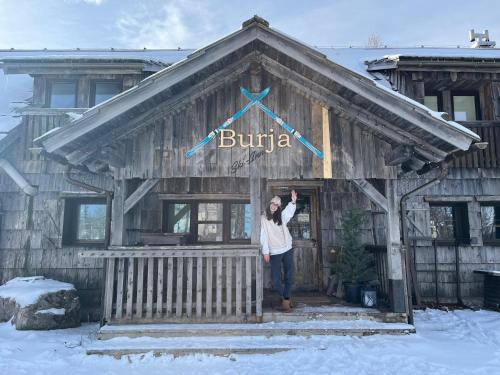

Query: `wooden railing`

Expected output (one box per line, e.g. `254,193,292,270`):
79,245,263,324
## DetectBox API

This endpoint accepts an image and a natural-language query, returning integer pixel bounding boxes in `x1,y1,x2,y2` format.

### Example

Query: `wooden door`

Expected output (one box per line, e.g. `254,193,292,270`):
266,186,322,291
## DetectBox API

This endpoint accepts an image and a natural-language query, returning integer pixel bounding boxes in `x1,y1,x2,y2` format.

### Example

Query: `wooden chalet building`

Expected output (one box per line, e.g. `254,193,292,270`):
0,17,498,324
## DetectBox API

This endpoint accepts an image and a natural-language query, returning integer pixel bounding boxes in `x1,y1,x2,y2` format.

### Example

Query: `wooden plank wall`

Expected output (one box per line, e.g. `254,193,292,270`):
398,168,500,303
118,70,396,181
0,112,114,320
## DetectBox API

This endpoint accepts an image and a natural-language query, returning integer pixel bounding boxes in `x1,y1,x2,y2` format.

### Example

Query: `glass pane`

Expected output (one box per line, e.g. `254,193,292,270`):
424,96,439,112
198,203,223,221
50,82,76,108
453,95,477,121
430,206,455,241
197,223,223,242
481,206,500,241
280,194,310,240
94,82,121,105
231,204,251,239
166,203,191,233
77,204,106,241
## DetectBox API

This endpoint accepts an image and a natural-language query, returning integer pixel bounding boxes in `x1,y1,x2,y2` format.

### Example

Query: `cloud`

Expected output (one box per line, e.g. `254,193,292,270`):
81,0,105,4
115,1,217,48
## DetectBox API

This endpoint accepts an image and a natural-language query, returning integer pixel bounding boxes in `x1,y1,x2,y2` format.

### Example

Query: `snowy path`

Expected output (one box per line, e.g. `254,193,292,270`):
1,309,499,375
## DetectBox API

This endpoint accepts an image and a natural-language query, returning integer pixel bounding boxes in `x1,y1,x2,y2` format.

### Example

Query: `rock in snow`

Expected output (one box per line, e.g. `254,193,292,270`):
0,276,80,330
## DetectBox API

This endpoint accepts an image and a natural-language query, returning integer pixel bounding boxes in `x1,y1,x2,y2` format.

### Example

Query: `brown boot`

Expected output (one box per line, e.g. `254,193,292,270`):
280,298,291,312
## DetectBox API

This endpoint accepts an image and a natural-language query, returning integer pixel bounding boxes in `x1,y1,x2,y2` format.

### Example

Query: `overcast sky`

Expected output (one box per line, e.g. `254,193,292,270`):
0,0,499,49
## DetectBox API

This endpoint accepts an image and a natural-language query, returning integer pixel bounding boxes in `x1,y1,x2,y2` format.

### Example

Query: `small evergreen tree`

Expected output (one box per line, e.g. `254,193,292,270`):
333,208,374,284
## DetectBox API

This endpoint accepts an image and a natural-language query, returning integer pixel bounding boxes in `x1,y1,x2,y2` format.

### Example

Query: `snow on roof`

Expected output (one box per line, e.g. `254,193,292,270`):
1,46,498,138
0,276,75,307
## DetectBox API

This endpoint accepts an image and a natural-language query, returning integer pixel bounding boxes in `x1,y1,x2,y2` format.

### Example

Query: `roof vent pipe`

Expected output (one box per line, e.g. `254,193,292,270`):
469,29,496,48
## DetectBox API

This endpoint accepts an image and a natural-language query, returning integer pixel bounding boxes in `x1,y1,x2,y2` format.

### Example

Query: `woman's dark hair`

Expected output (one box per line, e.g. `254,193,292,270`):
265,205,282,226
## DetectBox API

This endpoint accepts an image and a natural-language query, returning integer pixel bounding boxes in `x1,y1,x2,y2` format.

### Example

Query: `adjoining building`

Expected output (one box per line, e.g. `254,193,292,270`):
0,17,497,324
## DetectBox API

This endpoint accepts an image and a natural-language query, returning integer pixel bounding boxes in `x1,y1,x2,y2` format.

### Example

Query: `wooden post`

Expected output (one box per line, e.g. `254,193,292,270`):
111,178,128,246
385,179,407,313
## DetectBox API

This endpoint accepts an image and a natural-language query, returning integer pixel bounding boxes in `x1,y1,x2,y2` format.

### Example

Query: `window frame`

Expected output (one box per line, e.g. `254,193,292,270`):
451,90,481,121
62,197,107,247
480,202,500,245
47,80,78,108
89,80,123,107
429,202,470,245
162,200,251,245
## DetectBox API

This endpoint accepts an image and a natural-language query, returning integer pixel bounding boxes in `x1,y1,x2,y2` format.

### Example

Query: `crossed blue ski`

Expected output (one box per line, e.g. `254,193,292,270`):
186,87,323,159
240,88,324,159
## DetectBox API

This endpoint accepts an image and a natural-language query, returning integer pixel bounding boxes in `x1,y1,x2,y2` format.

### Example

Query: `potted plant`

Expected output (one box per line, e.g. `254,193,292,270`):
332,208,375,304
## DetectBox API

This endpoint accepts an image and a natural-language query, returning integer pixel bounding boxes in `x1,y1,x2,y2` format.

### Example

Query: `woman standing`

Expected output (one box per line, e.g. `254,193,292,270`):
260,190,297,311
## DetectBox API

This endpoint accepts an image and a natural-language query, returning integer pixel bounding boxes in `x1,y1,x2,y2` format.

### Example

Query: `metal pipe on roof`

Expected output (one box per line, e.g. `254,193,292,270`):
0,158,37,196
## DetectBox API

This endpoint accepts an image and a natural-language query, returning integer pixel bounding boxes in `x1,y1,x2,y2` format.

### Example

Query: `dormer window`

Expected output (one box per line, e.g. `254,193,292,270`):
49,81,77,108
452,93,480,121
91,81,122,106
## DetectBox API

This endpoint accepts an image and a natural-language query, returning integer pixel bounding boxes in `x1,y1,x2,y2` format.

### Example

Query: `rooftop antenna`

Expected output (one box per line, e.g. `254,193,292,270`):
469,29,496,48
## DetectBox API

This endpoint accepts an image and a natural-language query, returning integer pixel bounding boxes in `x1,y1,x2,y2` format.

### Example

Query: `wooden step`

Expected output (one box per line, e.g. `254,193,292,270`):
87,347,291,358
98,320,415,340
262,305,407,323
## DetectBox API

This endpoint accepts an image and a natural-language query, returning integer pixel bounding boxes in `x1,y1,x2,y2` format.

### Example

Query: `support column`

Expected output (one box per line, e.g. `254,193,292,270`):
385,179,406,313
111,178,128,246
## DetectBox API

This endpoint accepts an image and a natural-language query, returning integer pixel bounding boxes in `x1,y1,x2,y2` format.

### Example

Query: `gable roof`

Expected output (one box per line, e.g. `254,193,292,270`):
31,17,480,167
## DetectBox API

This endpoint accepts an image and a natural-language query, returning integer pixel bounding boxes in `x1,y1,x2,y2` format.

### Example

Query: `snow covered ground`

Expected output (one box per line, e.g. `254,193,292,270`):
0,308,499,375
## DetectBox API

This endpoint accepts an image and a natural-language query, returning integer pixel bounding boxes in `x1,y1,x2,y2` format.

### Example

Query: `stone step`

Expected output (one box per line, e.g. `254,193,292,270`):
98,320,415,340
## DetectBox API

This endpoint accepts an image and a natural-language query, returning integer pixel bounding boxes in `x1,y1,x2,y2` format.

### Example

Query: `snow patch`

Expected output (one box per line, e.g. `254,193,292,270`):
0,277,75,307
35,308,66,316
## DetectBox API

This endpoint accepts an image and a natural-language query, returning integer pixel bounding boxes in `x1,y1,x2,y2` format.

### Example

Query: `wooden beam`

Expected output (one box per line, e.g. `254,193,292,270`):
351,179,388,212
124,179,160,214
158,193,250,200
111,179,128,246
0,158,38,196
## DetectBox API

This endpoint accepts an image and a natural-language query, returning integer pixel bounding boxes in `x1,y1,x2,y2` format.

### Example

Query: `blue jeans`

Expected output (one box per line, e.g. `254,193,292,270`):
270,248,294,299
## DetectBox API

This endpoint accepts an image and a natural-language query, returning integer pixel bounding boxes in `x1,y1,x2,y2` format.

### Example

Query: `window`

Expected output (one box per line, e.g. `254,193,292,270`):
429,203,470,244
424,95,440,112
480,204,500,243
63,198,107,246
163,200,251,243
91,81,122,106
197,202,223,242
230,203,251,240
452,92,480,121
165,203,191,233
49,81,77,108
279,194,311,240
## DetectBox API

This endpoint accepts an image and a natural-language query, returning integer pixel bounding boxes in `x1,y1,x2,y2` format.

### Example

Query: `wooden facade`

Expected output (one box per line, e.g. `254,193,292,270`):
0,17,493,324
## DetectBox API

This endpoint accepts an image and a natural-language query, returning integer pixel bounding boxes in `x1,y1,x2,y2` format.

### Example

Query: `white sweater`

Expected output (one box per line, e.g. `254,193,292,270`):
260,202,296,256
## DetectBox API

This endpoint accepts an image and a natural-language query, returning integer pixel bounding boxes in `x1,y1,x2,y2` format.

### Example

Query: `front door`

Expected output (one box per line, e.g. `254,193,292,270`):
266,184,322,291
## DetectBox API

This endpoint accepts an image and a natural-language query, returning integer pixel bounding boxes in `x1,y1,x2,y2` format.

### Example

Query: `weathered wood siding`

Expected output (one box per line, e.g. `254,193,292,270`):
0,113,113,320
118,69,397,180
398,168,500,303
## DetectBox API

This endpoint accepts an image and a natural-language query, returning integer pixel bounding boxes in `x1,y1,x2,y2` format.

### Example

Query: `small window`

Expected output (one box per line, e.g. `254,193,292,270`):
197,202,223,242
279,194,310,240
452,94,479,121
91,81,121,106
230,203,251,240
49,81,77,108
165,203,191,233
424,95,440,112
63,198,107,246
429,203,470,244
480,204,500,243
